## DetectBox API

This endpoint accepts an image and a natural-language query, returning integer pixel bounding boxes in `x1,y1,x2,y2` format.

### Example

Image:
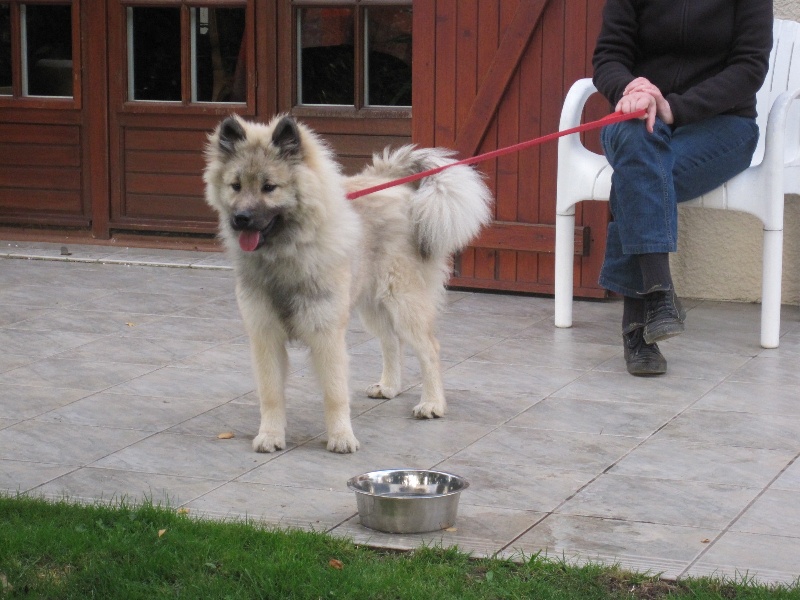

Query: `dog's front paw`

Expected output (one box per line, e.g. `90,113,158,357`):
252,431,286,453
366,383,399,399
412,401,446,419
327,430,360,453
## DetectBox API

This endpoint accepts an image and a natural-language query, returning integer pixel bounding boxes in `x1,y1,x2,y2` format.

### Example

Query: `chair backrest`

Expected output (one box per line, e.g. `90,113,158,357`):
753,19,800,165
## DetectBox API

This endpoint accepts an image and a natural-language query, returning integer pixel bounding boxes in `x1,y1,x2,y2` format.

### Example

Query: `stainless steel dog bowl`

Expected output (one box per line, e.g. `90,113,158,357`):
347,469,469,533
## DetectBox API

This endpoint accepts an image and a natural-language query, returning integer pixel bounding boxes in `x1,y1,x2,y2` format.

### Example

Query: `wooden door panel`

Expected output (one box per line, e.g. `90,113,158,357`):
1,166,81,191
110,118,220,233
106,1,411,234
415,0,609,297
126,151,204,174
123,194,213,222
0,190,83,215
125,173,204,198
0,2,91,230
0,144,80,168
0,116,87,225
0,122,80,145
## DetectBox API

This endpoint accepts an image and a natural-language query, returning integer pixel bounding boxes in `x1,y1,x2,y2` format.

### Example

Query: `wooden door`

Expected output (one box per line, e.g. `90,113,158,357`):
413,0,610,298
106,0,259,236
0,1,106,232
105,0,412,236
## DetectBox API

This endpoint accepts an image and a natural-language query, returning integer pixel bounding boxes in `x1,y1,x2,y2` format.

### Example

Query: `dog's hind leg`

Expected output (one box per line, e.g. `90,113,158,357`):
308,328,360,453
395,305,446,419
408,331,446,418
359,307,403,399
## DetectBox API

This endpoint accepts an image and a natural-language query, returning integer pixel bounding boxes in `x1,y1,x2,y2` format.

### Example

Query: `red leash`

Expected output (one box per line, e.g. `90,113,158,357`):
346,109,647,200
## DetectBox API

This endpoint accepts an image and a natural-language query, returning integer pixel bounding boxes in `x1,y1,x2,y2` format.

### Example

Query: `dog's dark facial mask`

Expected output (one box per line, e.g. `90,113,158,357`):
217,116,302,253
233,207,283,252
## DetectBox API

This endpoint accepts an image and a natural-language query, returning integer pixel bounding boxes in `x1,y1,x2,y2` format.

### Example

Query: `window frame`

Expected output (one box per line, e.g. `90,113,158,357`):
0,0,81,110
119,0,253,115
289,0,412,120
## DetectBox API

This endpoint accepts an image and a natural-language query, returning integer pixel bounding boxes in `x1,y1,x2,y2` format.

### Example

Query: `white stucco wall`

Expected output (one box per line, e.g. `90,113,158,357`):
672,0,800,305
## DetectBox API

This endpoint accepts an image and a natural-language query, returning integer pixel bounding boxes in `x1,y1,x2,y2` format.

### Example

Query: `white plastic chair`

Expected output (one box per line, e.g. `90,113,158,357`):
554,19,800,349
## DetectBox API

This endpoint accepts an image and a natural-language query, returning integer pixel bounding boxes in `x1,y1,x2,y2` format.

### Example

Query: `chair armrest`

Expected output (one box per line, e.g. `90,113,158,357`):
763,87,800,170
557,78,611,214
559,78,599,130
758,87,800,224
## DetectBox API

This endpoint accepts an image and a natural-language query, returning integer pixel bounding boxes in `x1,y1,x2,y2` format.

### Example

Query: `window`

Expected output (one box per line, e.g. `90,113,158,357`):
126,3,246,104
0,1,76,100
295,1,411,109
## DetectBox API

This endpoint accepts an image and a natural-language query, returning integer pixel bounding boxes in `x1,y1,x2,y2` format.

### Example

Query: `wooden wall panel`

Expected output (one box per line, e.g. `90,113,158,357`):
535,0,566,288
453,0,483,281
491,0,520,283
411,1,435,147
467,0,500,283
515,10,543,286
434,0,457,147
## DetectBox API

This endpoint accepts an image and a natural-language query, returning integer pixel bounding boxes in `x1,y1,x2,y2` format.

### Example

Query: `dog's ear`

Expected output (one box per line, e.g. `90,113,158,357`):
217,116,246,156
271,116,302,158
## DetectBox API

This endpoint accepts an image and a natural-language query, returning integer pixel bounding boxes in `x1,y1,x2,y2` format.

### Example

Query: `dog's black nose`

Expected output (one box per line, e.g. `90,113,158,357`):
231,211,253,230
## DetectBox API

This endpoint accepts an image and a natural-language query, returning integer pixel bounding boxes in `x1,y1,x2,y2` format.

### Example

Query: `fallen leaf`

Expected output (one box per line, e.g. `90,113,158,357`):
445,527,458,532
701,538,710,543
217,432,235,439
177,508,189,515
125,322,136,327
329,559,344,570
158,529,167,537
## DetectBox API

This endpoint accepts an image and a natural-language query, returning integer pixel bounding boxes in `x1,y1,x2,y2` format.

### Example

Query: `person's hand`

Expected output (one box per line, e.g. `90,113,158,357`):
621,77,674,131
616,91,658,132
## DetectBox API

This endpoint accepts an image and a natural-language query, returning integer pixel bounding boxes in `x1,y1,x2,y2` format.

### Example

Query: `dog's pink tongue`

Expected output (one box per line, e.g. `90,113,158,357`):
238,230,260,252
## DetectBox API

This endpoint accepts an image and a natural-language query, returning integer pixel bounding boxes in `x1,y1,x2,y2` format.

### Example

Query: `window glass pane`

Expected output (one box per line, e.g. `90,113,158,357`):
298,7,354,105
192,7,246,103
129,7,180,101
366,7,411,107
23,4,73,97
0,5,10,95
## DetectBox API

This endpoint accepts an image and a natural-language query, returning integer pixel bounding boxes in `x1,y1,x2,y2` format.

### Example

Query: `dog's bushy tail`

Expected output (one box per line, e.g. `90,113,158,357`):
372,146,494,258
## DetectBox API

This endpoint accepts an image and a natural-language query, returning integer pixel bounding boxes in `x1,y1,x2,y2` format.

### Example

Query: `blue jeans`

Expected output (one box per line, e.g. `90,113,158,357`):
598,115,759,297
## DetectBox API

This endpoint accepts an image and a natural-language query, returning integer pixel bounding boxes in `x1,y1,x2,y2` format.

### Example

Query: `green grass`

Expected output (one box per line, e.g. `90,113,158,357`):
0,495,798,599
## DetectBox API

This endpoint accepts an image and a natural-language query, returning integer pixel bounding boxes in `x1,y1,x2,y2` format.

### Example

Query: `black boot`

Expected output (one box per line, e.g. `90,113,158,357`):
623,324,667,376
642,287,686,344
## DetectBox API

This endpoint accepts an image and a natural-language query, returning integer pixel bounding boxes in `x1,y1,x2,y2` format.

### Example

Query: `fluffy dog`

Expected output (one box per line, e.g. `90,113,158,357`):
204,114,492,453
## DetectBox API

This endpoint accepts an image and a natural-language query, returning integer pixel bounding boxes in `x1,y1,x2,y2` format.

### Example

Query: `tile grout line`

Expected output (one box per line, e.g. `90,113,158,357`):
493,355,744,558
679,450,800,579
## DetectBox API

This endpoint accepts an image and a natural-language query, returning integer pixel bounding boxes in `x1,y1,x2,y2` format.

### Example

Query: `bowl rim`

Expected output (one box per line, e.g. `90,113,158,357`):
346,468,469,499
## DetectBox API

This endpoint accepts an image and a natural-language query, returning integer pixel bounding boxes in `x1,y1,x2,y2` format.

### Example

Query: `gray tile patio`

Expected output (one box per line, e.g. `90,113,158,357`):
1,239,799,587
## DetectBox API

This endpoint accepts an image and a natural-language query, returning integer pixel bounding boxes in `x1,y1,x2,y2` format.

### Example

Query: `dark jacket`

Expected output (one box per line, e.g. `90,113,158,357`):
592,0,773,127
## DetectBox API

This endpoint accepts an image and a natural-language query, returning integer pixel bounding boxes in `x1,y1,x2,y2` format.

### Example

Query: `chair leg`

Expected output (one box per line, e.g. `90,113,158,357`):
760,228,783,349
554,213,576,328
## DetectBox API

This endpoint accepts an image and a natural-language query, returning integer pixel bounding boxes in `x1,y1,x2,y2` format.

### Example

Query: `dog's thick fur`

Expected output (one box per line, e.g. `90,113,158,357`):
204,114,493,453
